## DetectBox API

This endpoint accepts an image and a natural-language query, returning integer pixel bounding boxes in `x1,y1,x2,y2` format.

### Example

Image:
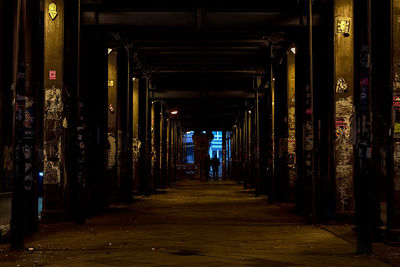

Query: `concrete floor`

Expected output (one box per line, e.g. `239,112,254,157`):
0,180,396,266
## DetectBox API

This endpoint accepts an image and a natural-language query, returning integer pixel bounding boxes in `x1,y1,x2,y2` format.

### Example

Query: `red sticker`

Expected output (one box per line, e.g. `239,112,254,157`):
49,70,56,80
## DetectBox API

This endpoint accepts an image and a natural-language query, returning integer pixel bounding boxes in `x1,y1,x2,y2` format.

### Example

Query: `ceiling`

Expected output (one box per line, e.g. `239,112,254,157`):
82,1,312,130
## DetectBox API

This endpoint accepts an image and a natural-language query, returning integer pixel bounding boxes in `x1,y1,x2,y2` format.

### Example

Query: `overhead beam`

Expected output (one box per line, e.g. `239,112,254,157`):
132,39,270,45
181,122,234,131
179,114,238,120
151,69,265,74
151,90,263,99
139,46,264,51
141,50,261,55
82,11,301,27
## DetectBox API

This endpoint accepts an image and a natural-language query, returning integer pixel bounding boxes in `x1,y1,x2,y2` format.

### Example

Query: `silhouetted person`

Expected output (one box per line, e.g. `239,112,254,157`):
211,154,220,180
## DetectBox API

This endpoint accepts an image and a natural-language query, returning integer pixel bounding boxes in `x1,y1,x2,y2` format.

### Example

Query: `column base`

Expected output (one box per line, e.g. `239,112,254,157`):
385,228,400,245
42,184,65,222
41,210,66,223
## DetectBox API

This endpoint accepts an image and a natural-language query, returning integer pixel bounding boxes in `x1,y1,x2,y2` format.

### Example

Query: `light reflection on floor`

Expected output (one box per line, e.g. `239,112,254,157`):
38,197,42,220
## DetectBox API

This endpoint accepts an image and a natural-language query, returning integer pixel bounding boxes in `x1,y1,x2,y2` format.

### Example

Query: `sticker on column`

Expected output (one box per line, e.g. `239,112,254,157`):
336,18,351,36
49,3,58,20
336,77,348,93
49,70,56,80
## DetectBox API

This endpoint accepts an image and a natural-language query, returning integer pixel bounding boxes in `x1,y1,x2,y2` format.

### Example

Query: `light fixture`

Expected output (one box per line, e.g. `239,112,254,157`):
273,78,276,81
290,47,296,55
171,110,178,115
248,110,252,114
108,48,113,54
39,171,44,177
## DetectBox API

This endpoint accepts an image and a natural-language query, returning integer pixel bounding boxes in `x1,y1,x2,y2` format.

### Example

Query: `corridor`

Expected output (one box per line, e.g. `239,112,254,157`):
0,180,392,266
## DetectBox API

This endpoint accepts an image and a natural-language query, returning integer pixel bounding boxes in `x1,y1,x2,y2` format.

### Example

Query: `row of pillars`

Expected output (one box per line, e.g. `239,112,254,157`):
0,0,184,250
2,0,400,255
229,0,400,253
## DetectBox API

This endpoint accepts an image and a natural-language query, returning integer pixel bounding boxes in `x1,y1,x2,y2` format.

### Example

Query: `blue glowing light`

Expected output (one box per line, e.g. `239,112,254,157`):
39,172,44,177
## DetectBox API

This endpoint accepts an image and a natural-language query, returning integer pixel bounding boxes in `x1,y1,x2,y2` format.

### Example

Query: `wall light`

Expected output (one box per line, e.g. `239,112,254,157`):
171,110,178,115
108,48,113,54
290,47,296,55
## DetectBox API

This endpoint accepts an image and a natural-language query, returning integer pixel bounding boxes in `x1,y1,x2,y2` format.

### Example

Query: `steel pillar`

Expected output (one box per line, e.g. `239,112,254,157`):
107,50,119,199
153,101,161,188
388,0,400,243
222,130,227,181
354,0,373,254
243,104,248,189
160,102,167,187
268,46,276,202
117,48,132,203
138,78,149,195
42,0,66,222
10,0,39,250
10,0,24,248
287,49,297,200
132,78,140,191
334,0,355,217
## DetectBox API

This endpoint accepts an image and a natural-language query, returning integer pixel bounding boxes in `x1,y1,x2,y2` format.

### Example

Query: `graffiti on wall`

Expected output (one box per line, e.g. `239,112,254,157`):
1,145,13,192
23,98,35,191
44,87,63,122
43,139,62,184
393,73,400,139
107,133,116,169
288,107,296,188
393,93,400,112
336,77,348,94
117,130,123,179
394,142,400,191
394,72,400,190
336,165,353,210
335,95,354,211
3,145,13,172
43,160,61,184
44,87,63,184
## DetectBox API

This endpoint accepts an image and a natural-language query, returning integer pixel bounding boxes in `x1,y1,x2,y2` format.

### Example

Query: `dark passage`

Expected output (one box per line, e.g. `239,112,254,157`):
1,0,400,264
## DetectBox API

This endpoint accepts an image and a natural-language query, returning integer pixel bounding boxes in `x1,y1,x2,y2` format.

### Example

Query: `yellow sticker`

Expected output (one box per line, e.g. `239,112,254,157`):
395,123,400,133
49,3,57,20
